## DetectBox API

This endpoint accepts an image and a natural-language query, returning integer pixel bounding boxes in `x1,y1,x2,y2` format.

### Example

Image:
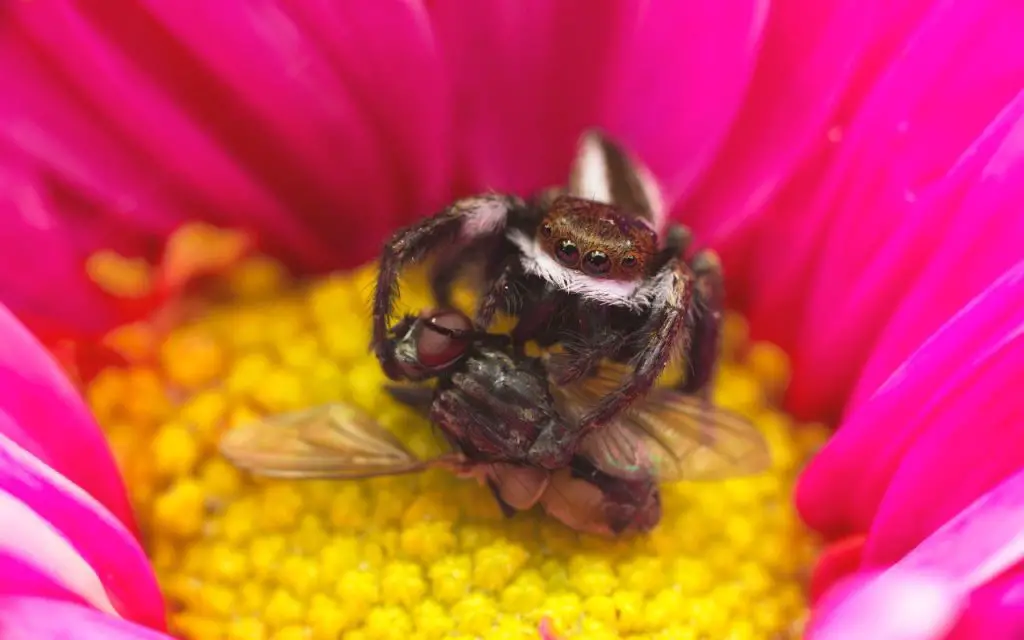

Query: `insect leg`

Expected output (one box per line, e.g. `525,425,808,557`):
677,249,724,395
576,259,692,433
372,194,524,378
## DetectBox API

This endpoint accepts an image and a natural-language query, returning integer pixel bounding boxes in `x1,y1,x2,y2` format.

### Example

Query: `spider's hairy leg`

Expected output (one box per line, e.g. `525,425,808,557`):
551,317,622,386
576,260,693,433
475,258,517,328
660,222,694,258
371,194,524,378
678,248,724,395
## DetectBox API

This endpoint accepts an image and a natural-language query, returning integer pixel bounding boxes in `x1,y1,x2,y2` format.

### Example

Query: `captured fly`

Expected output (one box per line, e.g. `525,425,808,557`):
220,308,771,536
372,130,726,441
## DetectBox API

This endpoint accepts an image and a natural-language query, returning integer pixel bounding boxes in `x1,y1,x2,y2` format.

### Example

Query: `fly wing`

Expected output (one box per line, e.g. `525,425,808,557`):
219,402,455,479
553,364,771,483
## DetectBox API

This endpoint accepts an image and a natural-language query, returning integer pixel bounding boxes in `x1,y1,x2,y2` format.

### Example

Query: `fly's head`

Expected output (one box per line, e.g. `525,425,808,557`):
536,196,658,281
387,308,475,382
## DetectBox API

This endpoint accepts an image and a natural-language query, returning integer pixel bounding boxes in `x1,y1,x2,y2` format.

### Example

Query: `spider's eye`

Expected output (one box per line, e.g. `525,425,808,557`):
582,250,611,276
621,255,638,269
555,239,580,266
541,223,553,237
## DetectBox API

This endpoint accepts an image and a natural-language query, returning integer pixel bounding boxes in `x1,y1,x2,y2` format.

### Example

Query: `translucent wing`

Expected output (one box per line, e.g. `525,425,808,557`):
219,402,454,479
553,365,771,483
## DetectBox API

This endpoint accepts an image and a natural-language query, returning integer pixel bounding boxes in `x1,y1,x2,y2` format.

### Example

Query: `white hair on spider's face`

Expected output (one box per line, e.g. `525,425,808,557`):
508,230,657,310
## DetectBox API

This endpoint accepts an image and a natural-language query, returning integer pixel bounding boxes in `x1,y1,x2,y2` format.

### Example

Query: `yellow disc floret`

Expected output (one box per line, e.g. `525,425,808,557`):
79,252,825,640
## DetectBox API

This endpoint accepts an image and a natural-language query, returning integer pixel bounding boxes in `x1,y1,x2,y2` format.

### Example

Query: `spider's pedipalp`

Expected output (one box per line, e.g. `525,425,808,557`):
372,194,525,378
679,248,725,395
575,256,694,433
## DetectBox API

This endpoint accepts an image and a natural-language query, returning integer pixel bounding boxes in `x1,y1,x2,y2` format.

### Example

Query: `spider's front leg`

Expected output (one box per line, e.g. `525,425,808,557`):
575,258,693,434
678,249,724,395
372,194,525,378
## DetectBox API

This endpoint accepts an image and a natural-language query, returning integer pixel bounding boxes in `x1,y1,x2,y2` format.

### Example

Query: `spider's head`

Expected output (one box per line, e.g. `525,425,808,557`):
535,195,657,282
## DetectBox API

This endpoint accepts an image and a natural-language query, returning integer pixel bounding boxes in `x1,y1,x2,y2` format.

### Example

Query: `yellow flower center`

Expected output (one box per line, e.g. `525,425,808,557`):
78,241,828,640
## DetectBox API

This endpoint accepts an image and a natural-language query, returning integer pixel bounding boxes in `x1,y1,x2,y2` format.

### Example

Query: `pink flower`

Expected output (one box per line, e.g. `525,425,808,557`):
0,0,1022,636
0,304,169,637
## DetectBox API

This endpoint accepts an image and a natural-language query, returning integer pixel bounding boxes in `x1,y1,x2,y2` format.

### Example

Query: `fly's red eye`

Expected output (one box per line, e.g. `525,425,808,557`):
621,255,638,269
416,310,472,368
582,250,611,276
555,239,580,266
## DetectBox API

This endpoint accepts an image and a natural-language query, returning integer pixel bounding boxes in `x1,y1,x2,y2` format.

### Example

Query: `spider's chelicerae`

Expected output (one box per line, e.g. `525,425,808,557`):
372,130,724,458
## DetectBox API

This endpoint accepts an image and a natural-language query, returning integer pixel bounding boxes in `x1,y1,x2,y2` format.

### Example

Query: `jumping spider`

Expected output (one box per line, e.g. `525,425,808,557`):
372,130,725,441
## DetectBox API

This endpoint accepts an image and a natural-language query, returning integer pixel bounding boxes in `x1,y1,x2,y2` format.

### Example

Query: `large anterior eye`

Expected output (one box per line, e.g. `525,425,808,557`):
582,250,612,276
555,239,580,266
416,310,472,368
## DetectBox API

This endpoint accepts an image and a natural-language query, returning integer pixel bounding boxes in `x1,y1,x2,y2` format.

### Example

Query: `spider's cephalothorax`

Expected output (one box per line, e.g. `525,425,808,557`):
372,130,725,437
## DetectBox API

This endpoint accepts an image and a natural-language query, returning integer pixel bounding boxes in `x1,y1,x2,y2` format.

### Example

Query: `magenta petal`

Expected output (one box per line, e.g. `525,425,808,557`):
427,0,636,195
601,0,767,203
0,551,91,607
0,303,135,532
0,597,172,640
6,4,341,271
686,0,879,250
862,319,1024,565
739,0,1024,418
0,423,165,629
0,152,125,335
807,569,965,640
134,0,444,264
788,87,1024,421
948,569,1024,639
847,95,1024,410
796,260,1024,538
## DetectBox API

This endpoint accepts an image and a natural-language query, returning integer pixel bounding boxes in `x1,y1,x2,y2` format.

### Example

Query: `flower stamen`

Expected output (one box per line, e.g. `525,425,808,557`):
72,241,827,639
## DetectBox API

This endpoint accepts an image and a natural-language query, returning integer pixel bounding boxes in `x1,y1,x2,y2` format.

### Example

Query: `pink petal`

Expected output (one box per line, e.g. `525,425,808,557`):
1,1,453,335
807,569,965,640
848,95,1024,410
0,303,136,532
0,423,165,629
947,570,1024,639
600,0,768,203
789,86,1024,422
133,0,446,262
685,0,880,249
0,597,172,640
797,260,1024,539
739,0,1024,419
0,491,117,615
0,551,92,607
0,148,126,336
813,469,1024,639
426,0,635,195
863,317,1024,565
5,4,341,270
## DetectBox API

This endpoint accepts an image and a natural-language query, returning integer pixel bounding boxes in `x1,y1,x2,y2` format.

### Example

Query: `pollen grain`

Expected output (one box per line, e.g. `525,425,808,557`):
81,254,825,640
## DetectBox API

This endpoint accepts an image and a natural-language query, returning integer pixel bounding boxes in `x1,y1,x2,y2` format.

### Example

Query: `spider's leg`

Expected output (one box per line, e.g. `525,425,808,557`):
475,258,517,329
372,194,524,378
659,222,693,261
677,249,724,396
576,258,692,433
550,311,619,386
